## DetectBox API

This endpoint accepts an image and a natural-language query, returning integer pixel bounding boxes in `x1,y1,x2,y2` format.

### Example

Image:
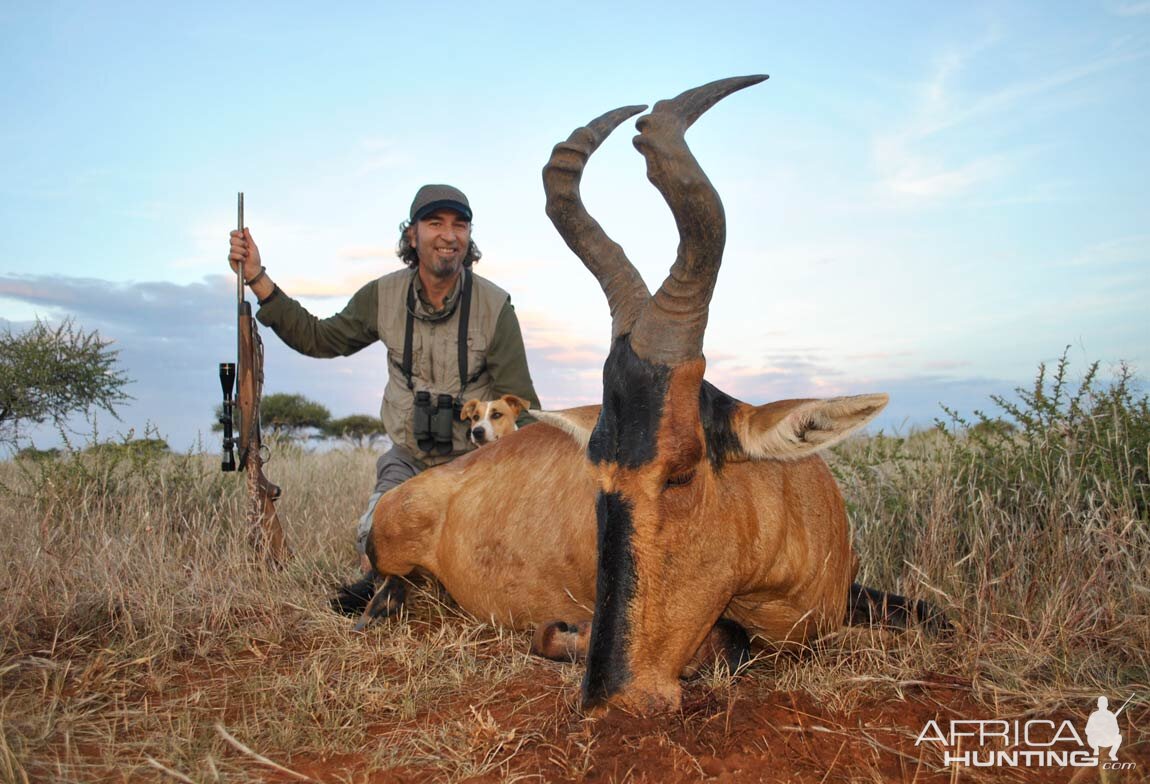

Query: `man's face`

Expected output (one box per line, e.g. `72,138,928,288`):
410,209,471,281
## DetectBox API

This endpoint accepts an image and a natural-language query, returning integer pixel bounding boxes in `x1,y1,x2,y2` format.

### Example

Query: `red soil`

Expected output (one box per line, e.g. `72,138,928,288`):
283,661,1147,784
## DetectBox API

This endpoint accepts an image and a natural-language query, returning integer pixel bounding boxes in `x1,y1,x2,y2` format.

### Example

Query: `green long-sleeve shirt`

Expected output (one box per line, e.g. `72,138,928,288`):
255,278,541,411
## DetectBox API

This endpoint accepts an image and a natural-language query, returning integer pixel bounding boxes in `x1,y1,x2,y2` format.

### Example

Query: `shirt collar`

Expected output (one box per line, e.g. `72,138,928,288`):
410,269,463,321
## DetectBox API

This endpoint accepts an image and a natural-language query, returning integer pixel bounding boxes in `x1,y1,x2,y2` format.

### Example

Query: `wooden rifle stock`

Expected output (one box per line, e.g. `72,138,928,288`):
229,192,291,565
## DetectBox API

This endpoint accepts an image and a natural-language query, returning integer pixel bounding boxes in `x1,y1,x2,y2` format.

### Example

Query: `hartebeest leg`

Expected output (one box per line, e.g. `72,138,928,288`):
331,573,376,616
678,618,752,678
335,570,409,629
532,618,751,678
845,583,952,635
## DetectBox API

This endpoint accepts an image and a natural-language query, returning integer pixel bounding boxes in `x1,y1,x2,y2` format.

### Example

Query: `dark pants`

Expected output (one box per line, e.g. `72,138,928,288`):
355,444,427,556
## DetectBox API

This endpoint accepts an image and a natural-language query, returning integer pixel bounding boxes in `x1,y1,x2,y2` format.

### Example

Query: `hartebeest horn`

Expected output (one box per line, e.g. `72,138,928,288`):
543,104,651,339
630,74,768,365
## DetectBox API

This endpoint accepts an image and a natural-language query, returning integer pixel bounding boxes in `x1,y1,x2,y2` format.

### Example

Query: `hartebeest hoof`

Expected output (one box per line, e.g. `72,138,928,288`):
330,574,376,616
531,619,591,662
352,576,407,632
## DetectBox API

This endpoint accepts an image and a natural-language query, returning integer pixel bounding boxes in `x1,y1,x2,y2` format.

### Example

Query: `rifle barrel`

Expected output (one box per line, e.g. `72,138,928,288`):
237,192,245,304
236,191,245,391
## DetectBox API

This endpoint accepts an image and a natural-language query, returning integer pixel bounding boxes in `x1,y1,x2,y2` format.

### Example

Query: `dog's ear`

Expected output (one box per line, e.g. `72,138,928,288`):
501,395,531,416
460,399,480,422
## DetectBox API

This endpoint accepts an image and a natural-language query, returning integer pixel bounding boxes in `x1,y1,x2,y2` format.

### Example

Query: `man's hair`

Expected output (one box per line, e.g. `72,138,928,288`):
396,219,482,269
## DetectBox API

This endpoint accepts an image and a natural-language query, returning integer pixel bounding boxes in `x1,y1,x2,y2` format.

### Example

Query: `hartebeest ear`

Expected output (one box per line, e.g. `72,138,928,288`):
735,394,888,460
532,405,603,449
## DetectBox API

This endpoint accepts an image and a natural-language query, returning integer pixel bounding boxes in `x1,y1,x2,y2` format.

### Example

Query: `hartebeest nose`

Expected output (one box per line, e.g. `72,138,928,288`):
582,678,683,716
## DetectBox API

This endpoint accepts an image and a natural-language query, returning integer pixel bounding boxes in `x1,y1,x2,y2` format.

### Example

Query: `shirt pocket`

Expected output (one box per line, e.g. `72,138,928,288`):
387,331,425,381
464,332,488,381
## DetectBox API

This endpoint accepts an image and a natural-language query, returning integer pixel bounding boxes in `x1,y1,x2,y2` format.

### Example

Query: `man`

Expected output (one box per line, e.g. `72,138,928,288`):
228,184,540,607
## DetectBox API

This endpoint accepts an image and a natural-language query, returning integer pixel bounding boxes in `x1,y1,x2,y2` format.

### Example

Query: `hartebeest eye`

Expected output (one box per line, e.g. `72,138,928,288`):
665,469,696,488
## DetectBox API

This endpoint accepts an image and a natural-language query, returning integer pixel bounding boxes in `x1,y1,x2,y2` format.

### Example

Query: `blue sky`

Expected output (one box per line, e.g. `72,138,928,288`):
2,1,1147,450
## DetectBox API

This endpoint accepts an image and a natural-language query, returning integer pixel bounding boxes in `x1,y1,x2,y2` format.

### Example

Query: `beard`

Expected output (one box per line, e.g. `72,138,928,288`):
424,249,464,280
427,256,461,279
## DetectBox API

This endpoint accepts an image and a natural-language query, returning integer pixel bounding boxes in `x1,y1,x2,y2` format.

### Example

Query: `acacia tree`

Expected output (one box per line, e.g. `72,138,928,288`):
325,414,388,448
259,393,331,439
213,393,334,441
0,319,130,448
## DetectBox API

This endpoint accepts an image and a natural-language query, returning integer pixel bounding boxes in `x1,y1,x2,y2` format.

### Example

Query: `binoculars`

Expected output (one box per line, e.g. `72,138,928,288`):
413,391,460,455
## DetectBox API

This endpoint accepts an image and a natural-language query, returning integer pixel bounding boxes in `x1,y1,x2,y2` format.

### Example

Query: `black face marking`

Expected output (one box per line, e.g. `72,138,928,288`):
698,381,742,471
588,337,671,468
582,490,638,705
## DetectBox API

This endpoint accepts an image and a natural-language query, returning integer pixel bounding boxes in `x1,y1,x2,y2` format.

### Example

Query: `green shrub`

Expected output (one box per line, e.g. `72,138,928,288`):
940,350,1149,526
836,350,1149,684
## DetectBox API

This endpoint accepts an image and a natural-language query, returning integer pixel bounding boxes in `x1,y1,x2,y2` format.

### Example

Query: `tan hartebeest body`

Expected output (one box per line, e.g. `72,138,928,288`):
362,76,942,715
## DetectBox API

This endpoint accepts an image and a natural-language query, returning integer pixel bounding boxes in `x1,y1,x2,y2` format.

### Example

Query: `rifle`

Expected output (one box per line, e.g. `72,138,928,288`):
219,192,291,565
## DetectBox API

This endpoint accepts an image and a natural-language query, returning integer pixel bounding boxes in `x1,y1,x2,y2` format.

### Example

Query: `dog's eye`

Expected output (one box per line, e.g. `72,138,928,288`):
491,412,502,420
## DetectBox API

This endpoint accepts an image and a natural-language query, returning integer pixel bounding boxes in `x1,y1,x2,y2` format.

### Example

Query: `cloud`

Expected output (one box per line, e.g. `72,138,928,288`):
339,245,393,261
355,137,410,175
707,354,1013,435
871,32,1148,203
1063,235,1150,268
0,273,389,450
1111,1,1150,16
875,146,1011,198
0,272,1077,449
515,311,607,409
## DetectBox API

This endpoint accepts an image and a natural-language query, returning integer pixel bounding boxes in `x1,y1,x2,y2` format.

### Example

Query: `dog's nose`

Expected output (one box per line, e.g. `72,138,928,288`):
471,428,486,444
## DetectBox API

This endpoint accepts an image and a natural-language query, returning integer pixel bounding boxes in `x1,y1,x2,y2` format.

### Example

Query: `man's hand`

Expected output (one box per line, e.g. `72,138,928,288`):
228,228,263,281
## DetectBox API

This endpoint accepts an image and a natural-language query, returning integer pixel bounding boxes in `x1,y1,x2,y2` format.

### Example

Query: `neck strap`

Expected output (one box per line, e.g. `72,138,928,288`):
401,268,474,398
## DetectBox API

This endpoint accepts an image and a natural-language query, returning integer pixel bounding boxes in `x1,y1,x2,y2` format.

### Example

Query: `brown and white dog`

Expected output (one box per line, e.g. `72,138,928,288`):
460,395,531,446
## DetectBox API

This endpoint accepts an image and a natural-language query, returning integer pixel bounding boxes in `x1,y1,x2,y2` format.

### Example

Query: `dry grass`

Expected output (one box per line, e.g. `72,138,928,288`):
1,357,1147,782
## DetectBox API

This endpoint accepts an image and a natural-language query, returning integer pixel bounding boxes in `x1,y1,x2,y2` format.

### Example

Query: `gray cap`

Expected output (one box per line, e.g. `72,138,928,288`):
409,184,472,222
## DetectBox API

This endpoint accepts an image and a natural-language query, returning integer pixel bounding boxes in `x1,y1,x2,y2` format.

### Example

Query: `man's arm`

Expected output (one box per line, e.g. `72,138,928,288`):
486,300,541,421
256,282,379,358
228,226,379,357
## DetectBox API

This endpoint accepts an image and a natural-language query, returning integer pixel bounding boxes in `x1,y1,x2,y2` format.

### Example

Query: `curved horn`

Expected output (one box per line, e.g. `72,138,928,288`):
543,104,651,339
629,75,768,365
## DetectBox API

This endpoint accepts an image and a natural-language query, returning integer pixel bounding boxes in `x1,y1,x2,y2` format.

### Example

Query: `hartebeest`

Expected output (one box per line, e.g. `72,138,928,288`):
360,75,943,715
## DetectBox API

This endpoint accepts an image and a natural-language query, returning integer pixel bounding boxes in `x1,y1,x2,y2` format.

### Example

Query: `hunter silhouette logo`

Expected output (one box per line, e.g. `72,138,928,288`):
914,694,1138,770
1085,695,1132,762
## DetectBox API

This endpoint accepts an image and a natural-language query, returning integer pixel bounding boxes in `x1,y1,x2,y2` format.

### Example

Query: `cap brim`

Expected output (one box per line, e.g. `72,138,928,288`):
412,200,472,222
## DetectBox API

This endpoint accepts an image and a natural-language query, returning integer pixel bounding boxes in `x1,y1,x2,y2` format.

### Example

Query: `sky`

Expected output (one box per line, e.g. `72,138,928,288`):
1,1,1148,452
